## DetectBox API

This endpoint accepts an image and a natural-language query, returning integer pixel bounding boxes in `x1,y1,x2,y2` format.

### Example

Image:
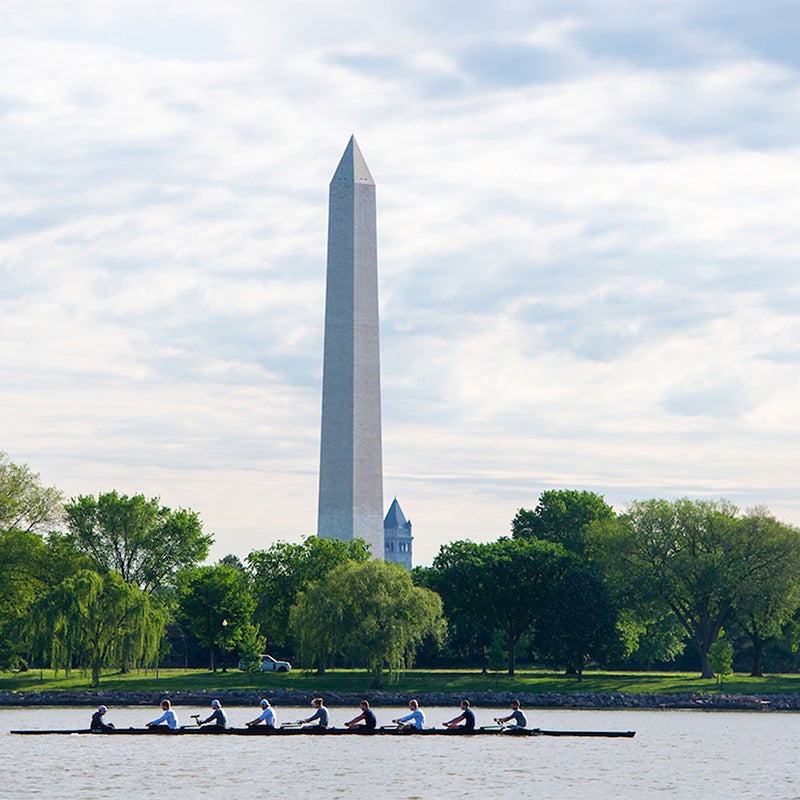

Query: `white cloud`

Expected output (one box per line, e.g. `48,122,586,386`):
1,0,799,566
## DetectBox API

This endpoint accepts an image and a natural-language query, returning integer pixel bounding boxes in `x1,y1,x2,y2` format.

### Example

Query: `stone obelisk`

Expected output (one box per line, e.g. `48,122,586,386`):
317,136,384,558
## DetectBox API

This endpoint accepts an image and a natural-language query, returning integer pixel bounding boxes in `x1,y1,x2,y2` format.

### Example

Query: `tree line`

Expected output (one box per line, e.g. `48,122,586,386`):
3,451,800,685
0,453,441,688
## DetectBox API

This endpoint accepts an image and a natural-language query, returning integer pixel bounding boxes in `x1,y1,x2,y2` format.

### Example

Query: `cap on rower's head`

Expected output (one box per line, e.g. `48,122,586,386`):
98,705,107,713
260,699,269,707
211,699,221,708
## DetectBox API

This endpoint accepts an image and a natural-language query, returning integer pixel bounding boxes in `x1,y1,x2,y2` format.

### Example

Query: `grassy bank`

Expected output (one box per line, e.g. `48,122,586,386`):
3,668,800,696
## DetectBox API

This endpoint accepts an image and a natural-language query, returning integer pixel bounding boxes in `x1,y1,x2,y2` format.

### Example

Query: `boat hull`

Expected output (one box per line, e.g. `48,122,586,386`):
9,726,635,738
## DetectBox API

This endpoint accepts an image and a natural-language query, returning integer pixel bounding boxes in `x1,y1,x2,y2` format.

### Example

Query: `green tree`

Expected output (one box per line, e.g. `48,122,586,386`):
731,509,800,677
0,452,63,534
0,528,50,669
618,609,687,669
512,489,615,556
64,491,212,592
429,537,573,675
708,631,734,687
28,569,166,687
177,564,255,671
415,554,494,670
602,498,797,679
535,567,623,679
247,536,370,652
236,623,267,672
290,560,444,688
0,529,92,669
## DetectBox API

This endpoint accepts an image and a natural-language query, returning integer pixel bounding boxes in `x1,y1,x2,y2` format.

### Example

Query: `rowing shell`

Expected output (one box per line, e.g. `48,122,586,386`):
9,726,635,738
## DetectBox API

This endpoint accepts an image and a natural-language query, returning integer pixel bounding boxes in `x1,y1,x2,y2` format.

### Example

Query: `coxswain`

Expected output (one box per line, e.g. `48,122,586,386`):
197,698,227,727
146,699,179,729
444,699,475,731
345,700,377,730
392,699,425,730
90,704,115,732
495,699,527,729
246,698,277,728
299,697,329,728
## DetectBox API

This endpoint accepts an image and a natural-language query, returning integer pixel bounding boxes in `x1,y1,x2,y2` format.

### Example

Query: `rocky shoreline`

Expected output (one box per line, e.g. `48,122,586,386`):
0,688,794,711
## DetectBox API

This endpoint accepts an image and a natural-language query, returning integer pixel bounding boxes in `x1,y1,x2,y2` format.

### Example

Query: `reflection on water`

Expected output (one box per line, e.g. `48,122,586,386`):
3,706,800,800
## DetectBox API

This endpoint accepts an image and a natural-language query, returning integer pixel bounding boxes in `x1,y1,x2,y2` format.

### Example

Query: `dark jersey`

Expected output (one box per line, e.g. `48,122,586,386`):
305,707,329,728
463,708,476,730
363,708,377,730
90,711,111,732
200,708,228,727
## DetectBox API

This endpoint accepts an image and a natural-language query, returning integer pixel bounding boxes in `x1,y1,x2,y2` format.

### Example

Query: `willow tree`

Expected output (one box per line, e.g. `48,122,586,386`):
290,560,444,688
0,527,49,668
29,569,166,686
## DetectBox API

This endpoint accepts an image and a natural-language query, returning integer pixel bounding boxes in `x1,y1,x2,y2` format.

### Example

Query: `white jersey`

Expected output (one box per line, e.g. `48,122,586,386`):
398,709,425,730
149,709,179,729
257,706,277,727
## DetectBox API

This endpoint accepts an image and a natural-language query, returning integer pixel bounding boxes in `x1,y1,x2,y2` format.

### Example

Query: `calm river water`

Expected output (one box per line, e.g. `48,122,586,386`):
3,706,800,800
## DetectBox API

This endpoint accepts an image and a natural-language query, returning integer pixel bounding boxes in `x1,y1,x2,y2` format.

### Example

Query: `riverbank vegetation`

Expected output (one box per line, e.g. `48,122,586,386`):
4,452,800,688
4,667,800,697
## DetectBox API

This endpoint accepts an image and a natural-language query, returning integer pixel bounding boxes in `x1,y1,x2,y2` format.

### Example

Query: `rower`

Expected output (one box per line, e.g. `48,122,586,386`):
197,699,227,728
345,700,377,731
444,699,475,731
299,697,329,729
246,698,277,729
495,699,527,730
90,704,115,733
146,699,179,730
392,699,425,730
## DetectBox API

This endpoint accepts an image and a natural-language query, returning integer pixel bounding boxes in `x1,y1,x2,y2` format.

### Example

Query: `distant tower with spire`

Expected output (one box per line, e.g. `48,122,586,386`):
384,498,413,569
317,137,385,558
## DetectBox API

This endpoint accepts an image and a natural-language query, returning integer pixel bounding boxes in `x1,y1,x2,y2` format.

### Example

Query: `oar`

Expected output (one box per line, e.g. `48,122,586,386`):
191,714,201,727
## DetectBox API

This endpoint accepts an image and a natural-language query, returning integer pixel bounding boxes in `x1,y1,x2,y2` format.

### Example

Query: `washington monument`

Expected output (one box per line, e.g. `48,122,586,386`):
317,136,384,557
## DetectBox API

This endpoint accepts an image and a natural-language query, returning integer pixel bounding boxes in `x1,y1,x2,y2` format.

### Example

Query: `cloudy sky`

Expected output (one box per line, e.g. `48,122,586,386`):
2,0,799,565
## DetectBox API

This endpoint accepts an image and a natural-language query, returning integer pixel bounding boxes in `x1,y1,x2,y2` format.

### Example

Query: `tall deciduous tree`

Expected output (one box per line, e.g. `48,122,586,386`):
512,489,614,556
247,536,370,652
602,498,800,678
0,451,63,534
64,491,212,592
429,538,573,675
177,564,255,671
415,552,493,670
290,560,444,688
731,509,800,676
536,567,623,679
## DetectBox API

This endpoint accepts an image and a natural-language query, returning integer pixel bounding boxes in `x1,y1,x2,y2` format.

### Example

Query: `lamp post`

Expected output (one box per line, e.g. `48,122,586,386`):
221,619,228,673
